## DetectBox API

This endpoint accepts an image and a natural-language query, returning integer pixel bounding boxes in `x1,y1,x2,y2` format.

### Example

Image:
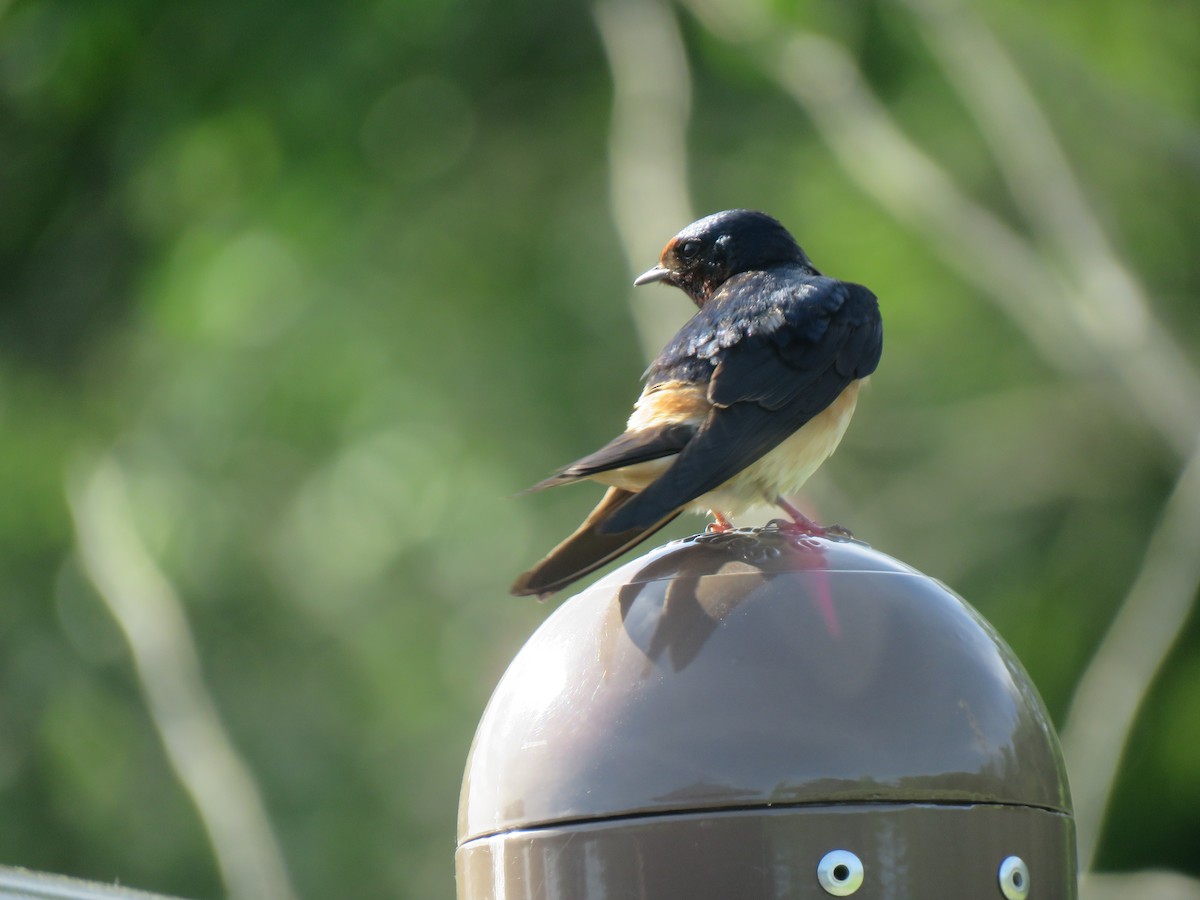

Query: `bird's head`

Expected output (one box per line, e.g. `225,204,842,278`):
633,209,814,306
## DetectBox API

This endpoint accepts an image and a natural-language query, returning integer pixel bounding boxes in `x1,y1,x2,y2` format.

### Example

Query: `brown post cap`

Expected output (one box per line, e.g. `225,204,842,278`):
458,528,1075,898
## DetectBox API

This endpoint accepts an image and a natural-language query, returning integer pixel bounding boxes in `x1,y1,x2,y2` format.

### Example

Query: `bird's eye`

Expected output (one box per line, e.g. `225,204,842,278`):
679,240,701,261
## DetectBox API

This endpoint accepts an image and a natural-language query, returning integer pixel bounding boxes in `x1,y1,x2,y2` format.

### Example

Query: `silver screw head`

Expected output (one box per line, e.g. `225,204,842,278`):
817,849,864,896
998,855,1030,899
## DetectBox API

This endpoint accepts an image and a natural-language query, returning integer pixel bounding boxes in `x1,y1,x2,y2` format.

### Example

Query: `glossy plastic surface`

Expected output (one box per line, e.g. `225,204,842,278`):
460,528,1070,842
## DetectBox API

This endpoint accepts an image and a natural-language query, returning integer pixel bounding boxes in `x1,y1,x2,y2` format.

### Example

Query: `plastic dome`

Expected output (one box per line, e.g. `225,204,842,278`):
458,527,1075,898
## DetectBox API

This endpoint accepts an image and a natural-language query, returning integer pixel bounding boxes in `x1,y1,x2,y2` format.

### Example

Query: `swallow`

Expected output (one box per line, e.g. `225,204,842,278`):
511,209,882,598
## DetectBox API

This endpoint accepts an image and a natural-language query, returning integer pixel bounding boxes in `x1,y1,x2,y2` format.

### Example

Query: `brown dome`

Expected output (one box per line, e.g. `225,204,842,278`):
457,527,1075,899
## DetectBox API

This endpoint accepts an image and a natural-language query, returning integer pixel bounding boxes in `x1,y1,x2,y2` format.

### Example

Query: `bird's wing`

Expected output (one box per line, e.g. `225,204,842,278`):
510,486,682,598
524,421,696,492
601,275,882,533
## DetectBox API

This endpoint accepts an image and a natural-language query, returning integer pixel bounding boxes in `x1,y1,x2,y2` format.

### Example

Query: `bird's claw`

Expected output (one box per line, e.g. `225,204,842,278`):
706,511,736,533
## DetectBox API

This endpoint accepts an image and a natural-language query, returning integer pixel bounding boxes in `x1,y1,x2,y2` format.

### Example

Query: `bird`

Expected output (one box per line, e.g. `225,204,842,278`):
511,209,882,598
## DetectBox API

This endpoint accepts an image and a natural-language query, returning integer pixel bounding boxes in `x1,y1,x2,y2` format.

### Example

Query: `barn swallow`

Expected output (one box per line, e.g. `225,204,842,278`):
511,209,882,598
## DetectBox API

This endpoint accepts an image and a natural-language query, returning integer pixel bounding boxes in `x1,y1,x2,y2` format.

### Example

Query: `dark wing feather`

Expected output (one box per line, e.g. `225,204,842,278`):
525,422,695,492
601,273,881,533
707,279,881,407
511,487,682,598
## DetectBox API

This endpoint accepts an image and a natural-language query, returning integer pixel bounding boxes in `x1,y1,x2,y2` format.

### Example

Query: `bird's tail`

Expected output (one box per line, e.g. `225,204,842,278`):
510,486,680,599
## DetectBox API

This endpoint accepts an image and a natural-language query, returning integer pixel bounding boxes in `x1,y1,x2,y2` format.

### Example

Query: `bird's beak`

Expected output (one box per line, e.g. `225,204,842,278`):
633,265,672,286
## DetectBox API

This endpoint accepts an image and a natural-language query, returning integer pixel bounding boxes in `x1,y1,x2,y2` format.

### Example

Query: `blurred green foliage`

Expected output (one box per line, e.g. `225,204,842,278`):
0,0,1197,896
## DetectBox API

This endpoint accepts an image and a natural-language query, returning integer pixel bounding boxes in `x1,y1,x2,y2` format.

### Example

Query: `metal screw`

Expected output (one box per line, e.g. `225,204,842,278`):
998,855,1030,899
817,849,864,896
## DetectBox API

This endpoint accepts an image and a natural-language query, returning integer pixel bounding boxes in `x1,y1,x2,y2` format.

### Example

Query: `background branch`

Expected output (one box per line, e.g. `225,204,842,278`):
898,0,1200,457
1061,434,1200,872
594,0,696,357
770,31,1198,457
68,458,297,900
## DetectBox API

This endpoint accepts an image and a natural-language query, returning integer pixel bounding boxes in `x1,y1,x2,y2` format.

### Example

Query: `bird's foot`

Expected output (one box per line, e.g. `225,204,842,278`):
705,511,736,533
771,497,853,539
